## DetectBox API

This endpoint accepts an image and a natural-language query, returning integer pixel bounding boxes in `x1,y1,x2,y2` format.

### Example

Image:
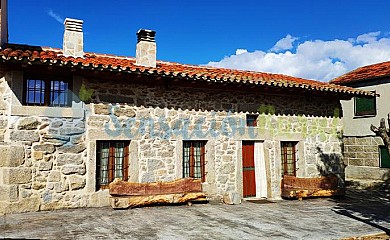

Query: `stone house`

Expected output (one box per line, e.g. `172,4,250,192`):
0,3,374,213
330,62,390,184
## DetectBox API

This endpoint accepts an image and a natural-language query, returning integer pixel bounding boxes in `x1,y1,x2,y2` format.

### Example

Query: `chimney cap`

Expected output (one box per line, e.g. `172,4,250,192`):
64,18,84,24
64,18,83,32
137,29,156,43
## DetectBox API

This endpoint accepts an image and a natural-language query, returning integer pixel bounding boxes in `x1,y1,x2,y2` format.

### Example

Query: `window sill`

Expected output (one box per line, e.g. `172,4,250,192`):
353,114,376,119
11,105,84,118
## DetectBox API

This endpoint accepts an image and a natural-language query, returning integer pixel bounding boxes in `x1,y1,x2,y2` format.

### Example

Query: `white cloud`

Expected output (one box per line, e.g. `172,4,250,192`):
356,31,380,43
236,49,248,55
270,34,298,52
207,32,390,82
47,9,64,24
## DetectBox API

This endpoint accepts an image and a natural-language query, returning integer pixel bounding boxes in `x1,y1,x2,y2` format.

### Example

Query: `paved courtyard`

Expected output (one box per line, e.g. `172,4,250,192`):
1,189,389,239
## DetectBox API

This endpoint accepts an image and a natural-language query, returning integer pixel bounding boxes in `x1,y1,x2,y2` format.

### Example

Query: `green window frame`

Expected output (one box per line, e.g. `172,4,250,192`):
354,95,376,116
379,146,390,168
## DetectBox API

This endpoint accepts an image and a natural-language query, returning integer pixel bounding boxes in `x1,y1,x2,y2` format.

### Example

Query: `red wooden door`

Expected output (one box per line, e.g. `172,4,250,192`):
242,141,256,197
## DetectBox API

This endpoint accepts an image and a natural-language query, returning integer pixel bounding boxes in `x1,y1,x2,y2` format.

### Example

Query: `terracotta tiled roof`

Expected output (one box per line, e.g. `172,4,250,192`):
0,45,374,97
331,61,390,85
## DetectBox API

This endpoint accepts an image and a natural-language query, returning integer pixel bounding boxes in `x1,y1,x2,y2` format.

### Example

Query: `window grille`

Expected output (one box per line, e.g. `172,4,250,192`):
281,141,298,176
25,78,70,106
183,141,206,182
96,141,129,190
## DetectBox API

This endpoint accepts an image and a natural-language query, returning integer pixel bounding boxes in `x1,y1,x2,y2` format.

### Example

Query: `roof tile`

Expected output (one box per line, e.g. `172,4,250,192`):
331,61,390,85
0,45,374,97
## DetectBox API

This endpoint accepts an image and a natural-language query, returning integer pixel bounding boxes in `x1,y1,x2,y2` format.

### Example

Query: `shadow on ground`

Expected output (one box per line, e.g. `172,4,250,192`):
330,171,390,235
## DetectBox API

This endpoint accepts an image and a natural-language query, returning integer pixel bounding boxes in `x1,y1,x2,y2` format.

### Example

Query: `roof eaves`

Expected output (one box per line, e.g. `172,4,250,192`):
0,46,377,98
331,73,390,85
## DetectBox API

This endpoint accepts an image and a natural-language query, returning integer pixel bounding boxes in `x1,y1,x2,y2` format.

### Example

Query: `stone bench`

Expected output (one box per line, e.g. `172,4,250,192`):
109,178,207,209
281,175,345,200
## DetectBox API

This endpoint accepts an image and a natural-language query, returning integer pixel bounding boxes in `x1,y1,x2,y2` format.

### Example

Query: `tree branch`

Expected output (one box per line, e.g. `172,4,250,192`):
371,117,390,153
388,113,390,133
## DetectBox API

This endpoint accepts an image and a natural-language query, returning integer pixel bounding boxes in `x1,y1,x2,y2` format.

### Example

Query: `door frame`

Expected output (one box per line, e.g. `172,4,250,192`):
242,141,256,197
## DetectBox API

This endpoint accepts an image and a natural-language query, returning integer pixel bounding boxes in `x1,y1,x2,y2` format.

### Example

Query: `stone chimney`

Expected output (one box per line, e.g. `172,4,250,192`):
0,0,8,48
136,29,156,67
63,18,84,58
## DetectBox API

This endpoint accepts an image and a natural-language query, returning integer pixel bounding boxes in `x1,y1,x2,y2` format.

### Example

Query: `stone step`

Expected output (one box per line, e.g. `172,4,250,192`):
346,178,385,189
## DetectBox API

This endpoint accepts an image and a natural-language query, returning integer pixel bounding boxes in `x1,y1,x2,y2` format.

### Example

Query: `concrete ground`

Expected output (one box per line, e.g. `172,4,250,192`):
1,189,389,240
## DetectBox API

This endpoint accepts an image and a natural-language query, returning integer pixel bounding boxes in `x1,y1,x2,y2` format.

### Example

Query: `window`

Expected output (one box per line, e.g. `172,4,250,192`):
183,141,206,182
246,114,258,127
354,95,376,116
379,146,390,168
281,142,297,176
96,141,129,190
24,78,71,107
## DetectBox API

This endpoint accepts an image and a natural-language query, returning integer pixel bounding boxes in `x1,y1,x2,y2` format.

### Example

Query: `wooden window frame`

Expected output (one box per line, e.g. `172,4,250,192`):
23,76,72,107
96,140,130,190
246,114,258,127
183,141,206,182
354,95,376,117
281,141,297,176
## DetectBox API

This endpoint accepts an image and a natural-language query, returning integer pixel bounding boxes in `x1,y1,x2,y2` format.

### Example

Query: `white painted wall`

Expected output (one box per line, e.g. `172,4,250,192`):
341,79,390,136
254,142,267,198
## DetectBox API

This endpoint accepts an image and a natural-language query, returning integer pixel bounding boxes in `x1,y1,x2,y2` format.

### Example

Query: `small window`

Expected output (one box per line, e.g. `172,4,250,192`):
379,146,390,168
354,95,376,116
246,114,258,127
96,141,129,190
183,141,206,182
281,142,297,176
24,78,71,107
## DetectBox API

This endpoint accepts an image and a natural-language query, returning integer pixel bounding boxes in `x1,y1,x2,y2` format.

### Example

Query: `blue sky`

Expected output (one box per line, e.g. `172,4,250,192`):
9,0,390,81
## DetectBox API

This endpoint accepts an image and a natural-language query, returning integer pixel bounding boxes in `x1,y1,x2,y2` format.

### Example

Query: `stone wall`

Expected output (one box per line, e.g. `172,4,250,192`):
85,79,344,201
343,136,390,181
0,116,87,213
0,72,344,214
343,136,382,168
0,73,91,214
